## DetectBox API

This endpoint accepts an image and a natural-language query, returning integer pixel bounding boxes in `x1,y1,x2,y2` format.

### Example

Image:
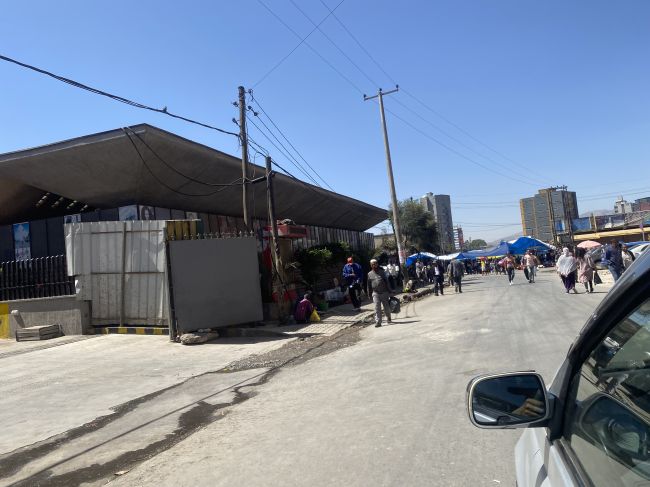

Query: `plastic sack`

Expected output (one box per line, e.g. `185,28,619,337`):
310,309,321,322
389,296,401,314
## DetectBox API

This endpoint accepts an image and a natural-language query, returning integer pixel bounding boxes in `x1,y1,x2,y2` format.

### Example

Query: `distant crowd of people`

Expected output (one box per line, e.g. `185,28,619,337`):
292,240,638,326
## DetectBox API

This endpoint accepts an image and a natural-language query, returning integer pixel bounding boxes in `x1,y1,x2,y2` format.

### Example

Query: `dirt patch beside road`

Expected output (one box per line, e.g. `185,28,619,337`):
225,323,367,372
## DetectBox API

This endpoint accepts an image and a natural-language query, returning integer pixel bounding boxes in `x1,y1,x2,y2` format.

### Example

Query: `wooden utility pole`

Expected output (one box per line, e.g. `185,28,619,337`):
239,86,251,229
364,86,406,270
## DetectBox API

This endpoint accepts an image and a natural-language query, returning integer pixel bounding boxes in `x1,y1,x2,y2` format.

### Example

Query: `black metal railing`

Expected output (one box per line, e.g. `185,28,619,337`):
0,255,74,301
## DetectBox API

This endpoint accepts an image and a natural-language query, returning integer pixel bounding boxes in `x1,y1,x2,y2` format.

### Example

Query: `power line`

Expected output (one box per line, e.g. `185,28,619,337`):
124,126,243,187
316,2,551,182
123,129,241,197
400,88,550,182
289,0,380,89
1,54,239,137
389,96,551,186
249,92,335,191
246,132,331,202
295,1,548,184
383,106,538,186
246,114,323,187
254,0,364,95
318,0,397,86
253,0,347,88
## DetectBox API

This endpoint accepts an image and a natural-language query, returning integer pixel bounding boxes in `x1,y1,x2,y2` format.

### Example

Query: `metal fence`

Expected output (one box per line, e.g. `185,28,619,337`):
0,255,74,301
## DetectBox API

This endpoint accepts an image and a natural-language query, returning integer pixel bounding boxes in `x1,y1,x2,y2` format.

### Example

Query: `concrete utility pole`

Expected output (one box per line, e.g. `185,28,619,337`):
238,86,251,230
364,86,406,269
266,156,287,322
265,156,280,273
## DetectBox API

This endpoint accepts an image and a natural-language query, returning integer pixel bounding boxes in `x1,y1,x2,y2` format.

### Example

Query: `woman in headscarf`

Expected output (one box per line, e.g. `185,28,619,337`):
556,247,578,293
575,247,595,293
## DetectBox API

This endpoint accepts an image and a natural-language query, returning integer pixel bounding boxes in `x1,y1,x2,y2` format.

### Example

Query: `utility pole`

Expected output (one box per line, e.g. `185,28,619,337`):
266,156,286,322
265,156,280,273
238,86,251,230
364,86,406,269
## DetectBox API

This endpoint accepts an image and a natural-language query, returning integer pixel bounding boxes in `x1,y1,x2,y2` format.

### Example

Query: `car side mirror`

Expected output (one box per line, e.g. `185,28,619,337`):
467,372,552,429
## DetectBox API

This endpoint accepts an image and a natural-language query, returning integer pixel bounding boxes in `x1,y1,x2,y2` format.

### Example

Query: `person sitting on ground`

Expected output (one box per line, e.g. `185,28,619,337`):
294,293,314,324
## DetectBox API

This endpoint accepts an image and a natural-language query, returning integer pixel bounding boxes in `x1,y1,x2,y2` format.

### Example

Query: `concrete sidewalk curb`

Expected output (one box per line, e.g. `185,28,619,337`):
226,285,439,338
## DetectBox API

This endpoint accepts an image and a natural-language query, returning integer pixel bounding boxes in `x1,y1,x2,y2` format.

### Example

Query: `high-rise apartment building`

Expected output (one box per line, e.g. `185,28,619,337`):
520,188,579,244
453,226,464,251
420,193,454,252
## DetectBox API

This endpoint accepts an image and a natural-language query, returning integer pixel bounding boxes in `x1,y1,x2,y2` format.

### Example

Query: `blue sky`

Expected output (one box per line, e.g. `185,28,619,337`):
1,0,649,241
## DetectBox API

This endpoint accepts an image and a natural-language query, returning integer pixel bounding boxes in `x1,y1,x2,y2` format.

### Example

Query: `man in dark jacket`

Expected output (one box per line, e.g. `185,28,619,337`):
342,257,364,310
603,240,623,282
449,258,465,293
366,259,395,327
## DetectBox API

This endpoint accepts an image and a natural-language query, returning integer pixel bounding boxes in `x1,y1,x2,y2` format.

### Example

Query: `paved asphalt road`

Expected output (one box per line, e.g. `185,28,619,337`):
103,270,610,487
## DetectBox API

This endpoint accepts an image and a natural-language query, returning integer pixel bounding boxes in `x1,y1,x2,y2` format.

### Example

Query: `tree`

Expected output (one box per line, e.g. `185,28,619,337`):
388,199,440,253
466,239,487,251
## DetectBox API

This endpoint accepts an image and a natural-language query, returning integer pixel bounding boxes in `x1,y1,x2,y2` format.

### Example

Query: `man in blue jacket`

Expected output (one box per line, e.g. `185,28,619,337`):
603,239,623,282
342,257,364,310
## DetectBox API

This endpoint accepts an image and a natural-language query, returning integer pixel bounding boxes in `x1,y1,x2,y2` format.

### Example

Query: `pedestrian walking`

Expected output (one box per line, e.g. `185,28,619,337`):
556,247,578,293
366,259,394,327
603,239,624,282
500,253,517,285
622,243,635,271
386,260,400,290
523,250,540,283
449,258,465,293
342,256,363,311
433,260,445,296
576,247,595,293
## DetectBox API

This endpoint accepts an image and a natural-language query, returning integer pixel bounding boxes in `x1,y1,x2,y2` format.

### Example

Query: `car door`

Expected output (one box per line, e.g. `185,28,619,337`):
469,253,650,486
522,251,649,487
549,292,650,486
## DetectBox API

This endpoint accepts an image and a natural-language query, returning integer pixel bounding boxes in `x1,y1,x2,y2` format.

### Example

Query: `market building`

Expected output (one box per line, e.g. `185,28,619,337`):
0,124,385,337
0,124,384,260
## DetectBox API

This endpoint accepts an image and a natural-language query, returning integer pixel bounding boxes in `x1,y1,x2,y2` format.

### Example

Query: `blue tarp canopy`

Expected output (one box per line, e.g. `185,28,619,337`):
508,236,553,255
405,252,437,266
464,241,511,258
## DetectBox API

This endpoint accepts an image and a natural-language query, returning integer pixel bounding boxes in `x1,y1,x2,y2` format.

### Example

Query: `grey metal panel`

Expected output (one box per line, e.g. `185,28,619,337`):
169,237,263,331
65,221,169,326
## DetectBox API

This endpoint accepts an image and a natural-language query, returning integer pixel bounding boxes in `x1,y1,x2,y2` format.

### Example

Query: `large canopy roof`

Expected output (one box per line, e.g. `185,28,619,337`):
0,124,386,231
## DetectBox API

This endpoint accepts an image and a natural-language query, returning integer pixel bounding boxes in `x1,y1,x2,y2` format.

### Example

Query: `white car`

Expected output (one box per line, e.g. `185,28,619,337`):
467,248,650,486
